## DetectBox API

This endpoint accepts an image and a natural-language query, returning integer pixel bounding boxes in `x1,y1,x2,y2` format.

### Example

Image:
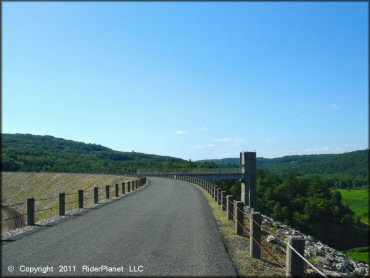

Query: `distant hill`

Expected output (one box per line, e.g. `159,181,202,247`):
1,133,187,173
198,150,369,185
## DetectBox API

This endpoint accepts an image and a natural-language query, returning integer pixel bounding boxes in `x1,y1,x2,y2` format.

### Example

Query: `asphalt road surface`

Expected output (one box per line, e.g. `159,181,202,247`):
1,177,237,277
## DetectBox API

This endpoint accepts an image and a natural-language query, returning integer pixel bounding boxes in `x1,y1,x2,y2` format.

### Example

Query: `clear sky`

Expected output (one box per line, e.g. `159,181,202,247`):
3,2,368,160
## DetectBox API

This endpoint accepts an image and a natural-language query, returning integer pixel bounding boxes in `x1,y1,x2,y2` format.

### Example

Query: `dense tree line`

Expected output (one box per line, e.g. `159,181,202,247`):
199,150,369,189
1,133,219,173
214,169,359,242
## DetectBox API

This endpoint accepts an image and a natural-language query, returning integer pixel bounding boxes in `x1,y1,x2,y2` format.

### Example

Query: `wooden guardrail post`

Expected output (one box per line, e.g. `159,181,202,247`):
286,236,305,277
122,182,126,195
221,191,227,211
106,185,110,199
59,193,65,216
217,189,221,205
226,195,233,220
250,212,261,259
78,190,84,208
94,187,98,204
115,184,119,197
27,198,35,226
235,201,244,235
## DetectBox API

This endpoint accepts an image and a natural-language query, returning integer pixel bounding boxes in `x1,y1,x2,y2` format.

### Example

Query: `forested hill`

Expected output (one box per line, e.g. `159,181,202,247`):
1,133,187,173
198,150,369,185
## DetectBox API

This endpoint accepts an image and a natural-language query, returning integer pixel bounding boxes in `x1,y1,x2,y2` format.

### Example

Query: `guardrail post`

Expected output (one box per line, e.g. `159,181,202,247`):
250,212,261,259
122,182,126,195
235,201,244,235
106,185,110,199
214,188,218,201
286,236,305,277
27,198,35,226
94,187,98,204
78,190,84,208
59,193,65,216
115,184,119,197
217,189,221,205
226,195,233,220
221,191,227,211
127,181,131,192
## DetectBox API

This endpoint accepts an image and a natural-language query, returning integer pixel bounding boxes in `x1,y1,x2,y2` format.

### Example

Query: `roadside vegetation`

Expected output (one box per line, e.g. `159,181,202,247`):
193,183,286,277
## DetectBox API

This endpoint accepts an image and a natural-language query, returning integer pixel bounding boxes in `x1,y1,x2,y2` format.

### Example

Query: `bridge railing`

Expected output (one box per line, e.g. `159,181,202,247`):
137,168,240,174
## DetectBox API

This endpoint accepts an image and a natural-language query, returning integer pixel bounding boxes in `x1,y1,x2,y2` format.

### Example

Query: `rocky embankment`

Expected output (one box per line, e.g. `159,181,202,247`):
261,214,369,276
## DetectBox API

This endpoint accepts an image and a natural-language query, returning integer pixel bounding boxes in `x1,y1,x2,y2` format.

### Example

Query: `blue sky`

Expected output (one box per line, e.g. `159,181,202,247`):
3,2,368,160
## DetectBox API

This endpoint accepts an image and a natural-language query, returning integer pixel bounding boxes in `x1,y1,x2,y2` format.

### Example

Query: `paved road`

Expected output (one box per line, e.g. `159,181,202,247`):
1,177,237,277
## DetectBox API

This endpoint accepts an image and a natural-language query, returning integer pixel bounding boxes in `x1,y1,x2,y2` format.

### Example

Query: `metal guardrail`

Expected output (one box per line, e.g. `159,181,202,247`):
137,168,241,174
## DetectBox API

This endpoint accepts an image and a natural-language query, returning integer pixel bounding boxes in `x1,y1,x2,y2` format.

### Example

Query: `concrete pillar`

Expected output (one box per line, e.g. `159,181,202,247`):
235,201,244,235
240,152,257,209
27,198,35,225
221,191,227,211
78,190,84,208
226,195,233,220
94,187,98,204
115,184,119,197
59,193,65,216
286,236,305,277
250,212,261,259
105,185,110,199
122,182,126,194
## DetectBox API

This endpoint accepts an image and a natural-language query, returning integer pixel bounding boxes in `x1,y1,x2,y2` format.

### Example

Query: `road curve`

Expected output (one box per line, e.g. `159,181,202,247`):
1,177,237,277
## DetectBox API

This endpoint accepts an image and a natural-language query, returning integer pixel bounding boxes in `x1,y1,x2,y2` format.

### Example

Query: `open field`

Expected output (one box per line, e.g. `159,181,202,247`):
345,246,369,264
1,172,137,231
331,188,369,264
332,188,369,225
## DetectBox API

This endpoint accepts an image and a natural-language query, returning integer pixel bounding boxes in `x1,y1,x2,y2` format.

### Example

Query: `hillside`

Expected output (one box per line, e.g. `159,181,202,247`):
198,150,369,187
1,133,187,173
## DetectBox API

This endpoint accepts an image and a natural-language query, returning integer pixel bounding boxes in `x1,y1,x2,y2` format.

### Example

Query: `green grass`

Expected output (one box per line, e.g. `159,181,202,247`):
332,188,369,225
345,246,370,264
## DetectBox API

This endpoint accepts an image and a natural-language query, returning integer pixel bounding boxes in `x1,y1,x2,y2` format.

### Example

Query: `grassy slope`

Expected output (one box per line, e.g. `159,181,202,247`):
1,172,137,229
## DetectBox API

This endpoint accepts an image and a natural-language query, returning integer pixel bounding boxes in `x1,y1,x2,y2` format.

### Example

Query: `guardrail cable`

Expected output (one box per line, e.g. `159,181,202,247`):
35,196,59,202
1,201,27,207
35,205,58,213
286,242,327,277
0,214,27,222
